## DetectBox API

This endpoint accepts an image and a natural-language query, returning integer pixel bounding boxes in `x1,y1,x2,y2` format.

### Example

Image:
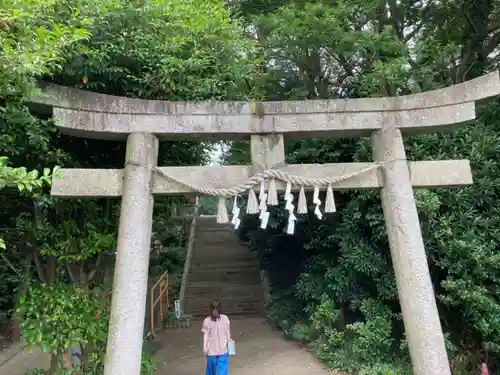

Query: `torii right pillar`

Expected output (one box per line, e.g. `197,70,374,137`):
373,128,449,374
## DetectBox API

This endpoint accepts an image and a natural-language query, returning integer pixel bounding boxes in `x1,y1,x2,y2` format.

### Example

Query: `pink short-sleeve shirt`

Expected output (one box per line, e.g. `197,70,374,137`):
202,314,231,356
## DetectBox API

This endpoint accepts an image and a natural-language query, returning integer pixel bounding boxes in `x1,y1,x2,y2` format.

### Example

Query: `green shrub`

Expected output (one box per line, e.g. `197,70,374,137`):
18,282,110,373
265,290,305,337
289,296,411,374
357,362,413,375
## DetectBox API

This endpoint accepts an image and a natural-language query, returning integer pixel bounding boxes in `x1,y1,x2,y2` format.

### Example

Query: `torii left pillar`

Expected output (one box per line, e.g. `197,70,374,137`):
104,132,158,375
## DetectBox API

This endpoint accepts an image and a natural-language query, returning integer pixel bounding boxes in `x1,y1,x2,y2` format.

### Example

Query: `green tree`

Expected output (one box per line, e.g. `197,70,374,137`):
0,0,90,338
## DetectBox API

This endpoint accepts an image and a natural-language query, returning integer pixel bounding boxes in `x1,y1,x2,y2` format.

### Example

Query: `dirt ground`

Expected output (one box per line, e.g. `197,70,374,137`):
154,317,338,375
0,344,49,375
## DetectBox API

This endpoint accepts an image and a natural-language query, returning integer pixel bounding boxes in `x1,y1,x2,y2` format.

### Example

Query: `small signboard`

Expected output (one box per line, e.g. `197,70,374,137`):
174,299,181,319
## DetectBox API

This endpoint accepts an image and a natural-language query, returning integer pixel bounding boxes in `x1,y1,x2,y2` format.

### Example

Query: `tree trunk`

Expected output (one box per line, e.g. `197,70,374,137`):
80,343,89,371
337,302,346,332
62,351,73,370
12,258,32,341
48,354,58,375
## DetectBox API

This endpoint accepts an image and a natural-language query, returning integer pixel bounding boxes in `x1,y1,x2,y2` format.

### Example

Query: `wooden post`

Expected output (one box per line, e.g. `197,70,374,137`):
159,281,164,323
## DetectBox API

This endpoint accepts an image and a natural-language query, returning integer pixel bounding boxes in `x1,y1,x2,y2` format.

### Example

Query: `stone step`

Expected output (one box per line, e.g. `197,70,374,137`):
186,299,264,310
185,296,264,306
194,233,239,239
196,218,232,224
190,256,258,263
186,283,263,294
189,269,260,279
186,296,263,304
194,232,239,239
192,237,245,245
195,226,239,232
193,242,242,249
191,250,256,257
196,223,233,231
191,250,257,258
189,259,259,267
192,241,244,249
187,278,261,285
185,293,264,304
189,271,260,278
194,226,239,233
186,301,264,317
188,272,261,283
190,258,257,265
193,248,252,254
189,310,264,319
190,268,260,275
188,281,262,288
191,242,252,250
190,248,254,258
185,304,264,312
188,280,261,287
195,230,236,236
190,256,256,263
190,271,260,279
185,305,265,317
189,264,260,271
189,269,260,276
193,245,253,250
194,242,241,248
189,272,261,280
190,259,259,268
191,254,260,271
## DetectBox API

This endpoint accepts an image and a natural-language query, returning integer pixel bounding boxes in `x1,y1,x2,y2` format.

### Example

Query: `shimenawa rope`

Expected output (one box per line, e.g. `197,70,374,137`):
143,163,384,197
125,159,398,232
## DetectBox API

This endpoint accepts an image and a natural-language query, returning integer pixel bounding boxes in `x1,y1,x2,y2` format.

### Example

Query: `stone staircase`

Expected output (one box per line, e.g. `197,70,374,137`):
184,217,265,318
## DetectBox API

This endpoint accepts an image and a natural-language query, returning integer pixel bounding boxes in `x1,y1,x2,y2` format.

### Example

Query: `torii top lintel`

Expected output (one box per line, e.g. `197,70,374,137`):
29,71,500,141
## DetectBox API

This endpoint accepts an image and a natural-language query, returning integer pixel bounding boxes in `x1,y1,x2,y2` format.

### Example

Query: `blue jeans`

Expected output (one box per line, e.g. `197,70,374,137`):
206,353,228,375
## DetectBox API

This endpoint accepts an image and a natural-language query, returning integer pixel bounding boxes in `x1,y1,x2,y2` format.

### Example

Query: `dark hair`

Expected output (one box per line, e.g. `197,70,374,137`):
209,300,221,321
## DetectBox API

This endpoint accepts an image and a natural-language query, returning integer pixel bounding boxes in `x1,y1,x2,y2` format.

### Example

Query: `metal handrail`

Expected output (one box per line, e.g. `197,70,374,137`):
150,269,169,333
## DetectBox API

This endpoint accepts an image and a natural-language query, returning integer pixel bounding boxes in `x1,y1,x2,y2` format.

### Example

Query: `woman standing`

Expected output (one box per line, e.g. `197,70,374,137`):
202,300,232,375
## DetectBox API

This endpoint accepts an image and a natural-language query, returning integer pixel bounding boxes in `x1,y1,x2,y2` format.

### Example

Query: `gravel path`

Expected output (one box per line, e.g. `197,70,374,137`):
154,317,336,375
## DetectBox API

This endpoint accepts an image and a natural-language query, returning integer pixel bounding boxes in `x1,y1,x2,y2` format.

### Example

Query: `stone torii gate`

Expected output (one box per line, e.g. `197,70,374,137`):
30,71,500,375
